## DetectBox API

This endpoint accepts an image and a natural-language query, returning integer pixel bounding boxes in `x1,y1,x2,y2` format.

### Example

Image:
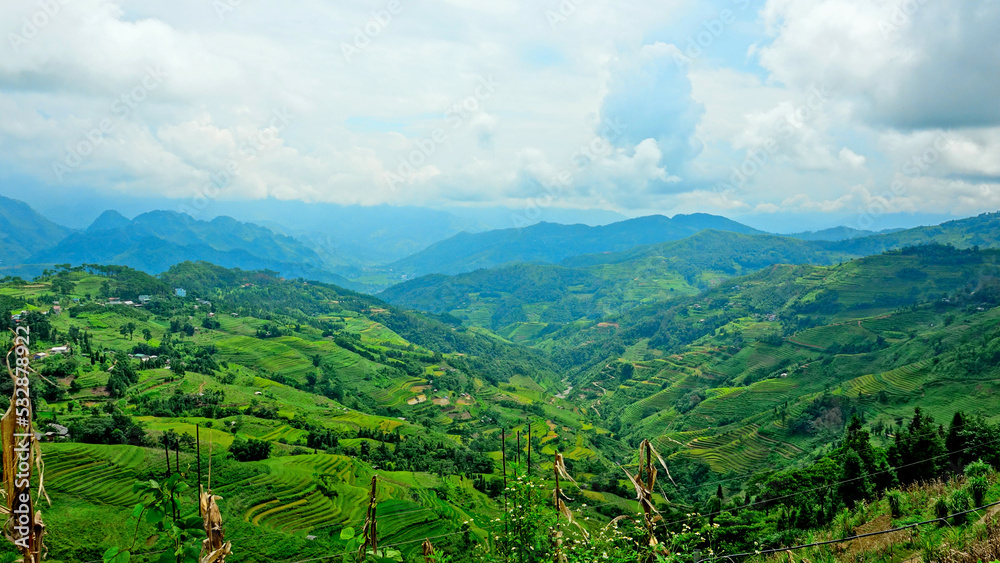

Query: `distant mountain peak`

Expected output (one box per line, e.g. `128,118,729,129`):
87,210,131,232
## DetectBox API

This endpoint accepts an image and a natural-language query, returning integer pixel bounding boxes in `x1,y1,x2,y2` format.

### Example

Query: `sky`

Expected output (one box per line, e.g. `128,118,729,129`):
2,0,999,233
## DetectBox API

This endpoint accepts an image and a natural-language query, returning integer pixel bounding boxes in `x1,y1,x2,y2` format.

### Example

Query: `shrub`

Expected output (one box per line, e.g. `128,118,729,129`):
969,475,989,507
965,459,992,479
886,490,906,518
950,489,971,525
934,497,950,522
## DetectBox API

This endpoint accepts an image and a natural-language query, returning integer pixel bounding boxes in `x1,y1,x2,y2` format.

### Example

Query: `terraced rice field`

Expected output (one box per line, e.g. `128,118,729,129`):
691,378,799,426
843,359,934,398
43,443,166,507
679,422,801,473
217,454,480,543
370,377,427,407
792,324,877,350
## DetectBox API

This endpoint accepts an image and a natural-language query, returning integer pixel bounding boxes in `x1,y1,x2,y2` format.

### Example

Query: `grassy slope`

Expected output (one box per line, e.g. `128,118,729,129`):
4,269,621,562
567,246,1000,480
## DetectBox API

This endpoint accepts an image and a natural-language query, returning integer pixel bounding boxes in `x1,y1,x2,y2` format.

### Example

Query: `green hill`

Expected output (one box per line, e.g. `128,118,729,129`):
547,244,1000,478
0,262,625,562
381,230,853,336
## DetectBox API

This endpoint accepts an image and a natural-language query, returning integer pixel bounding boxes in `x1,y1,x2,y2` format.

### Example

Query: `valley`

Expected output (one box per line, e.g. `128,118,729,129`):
3,202,1000,562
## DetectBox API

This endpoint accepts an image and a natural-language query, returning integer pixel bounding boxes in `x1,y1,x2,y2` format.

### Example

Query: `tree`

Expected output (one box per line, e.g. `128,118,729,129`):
839,449,872,508
889,408,946,484
142,328,152,342
229,437,271,462
107,352,139,398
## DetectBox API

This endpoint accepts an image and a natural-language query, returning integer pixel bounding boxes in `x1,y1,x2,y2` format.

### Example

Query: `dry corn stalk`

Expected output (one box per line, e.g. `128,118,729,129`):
358,476,379,562
421,538,435,562
199,487,231,563
621,463,660,547
641,440,676,492
553,453,588,562
1,336,49,562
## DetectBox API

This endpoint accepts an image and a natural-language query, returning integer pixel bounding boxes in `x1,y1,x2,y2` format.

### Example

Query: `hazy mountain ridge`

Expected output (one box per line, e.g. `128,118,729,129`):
0,195,72,265
387,213,766,277
784,225,904,241
20,209,364,290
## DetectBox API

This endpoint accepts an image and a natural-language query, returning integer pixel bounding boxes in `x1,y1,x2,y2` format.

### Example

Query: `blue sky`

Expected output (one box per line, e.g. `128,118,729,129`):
1,0,999,232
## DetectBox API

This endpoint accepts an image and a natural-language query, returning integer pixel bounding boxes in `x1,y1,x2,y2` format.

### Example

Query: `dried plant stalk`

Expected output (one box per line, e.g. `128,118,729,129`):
1,338,49,562
620,439,673,553
200,487,232,563
358,476,379,562
421,538,435,562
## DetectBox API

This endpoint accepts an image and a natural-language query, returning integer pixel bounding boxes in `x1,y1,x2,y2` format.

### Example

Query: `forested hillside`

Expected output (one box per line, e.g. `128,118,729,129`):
6,245,1000,562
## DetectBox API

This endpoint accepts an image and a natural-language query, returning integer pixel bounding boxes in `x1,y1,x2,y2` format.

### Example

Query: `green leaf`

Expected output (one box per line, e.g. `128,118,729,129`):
146,508,165,525
131,503,144,518
103,546,119,562
340,527,355,541
182,543,202,563
183,515,203,529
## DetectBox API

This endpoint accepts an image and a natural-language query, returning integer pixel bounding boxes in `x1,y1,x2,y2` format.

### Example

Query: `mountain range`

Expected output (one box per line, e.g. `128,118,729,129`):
380,212,1000,336
386,213,767,277
5,192,1000,307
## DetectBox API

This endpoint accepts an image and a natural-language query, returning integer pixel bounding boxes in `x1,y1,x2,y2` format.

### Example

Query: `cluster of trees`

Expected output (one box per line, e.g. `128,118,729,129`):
106,352,139,398
68,409,147,446
169,318,196,337
133,388,230,418
753,409,997,532
228,437,271,461
87,264,170,301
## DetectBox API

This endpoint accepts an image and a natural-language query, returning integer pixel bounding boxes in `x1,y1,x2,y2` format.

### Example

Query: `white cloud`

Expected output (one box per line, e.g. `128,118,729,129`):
758,0,1000,129
0,0,997,222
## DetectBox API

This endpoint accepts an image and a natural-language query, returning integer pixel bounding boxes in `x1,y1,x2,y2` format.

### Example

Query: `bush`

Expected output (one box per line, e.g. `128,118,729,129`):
950,489,971,525
965,459,992,479
886,490,906,518
969,475,989,507
934,497,950,522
